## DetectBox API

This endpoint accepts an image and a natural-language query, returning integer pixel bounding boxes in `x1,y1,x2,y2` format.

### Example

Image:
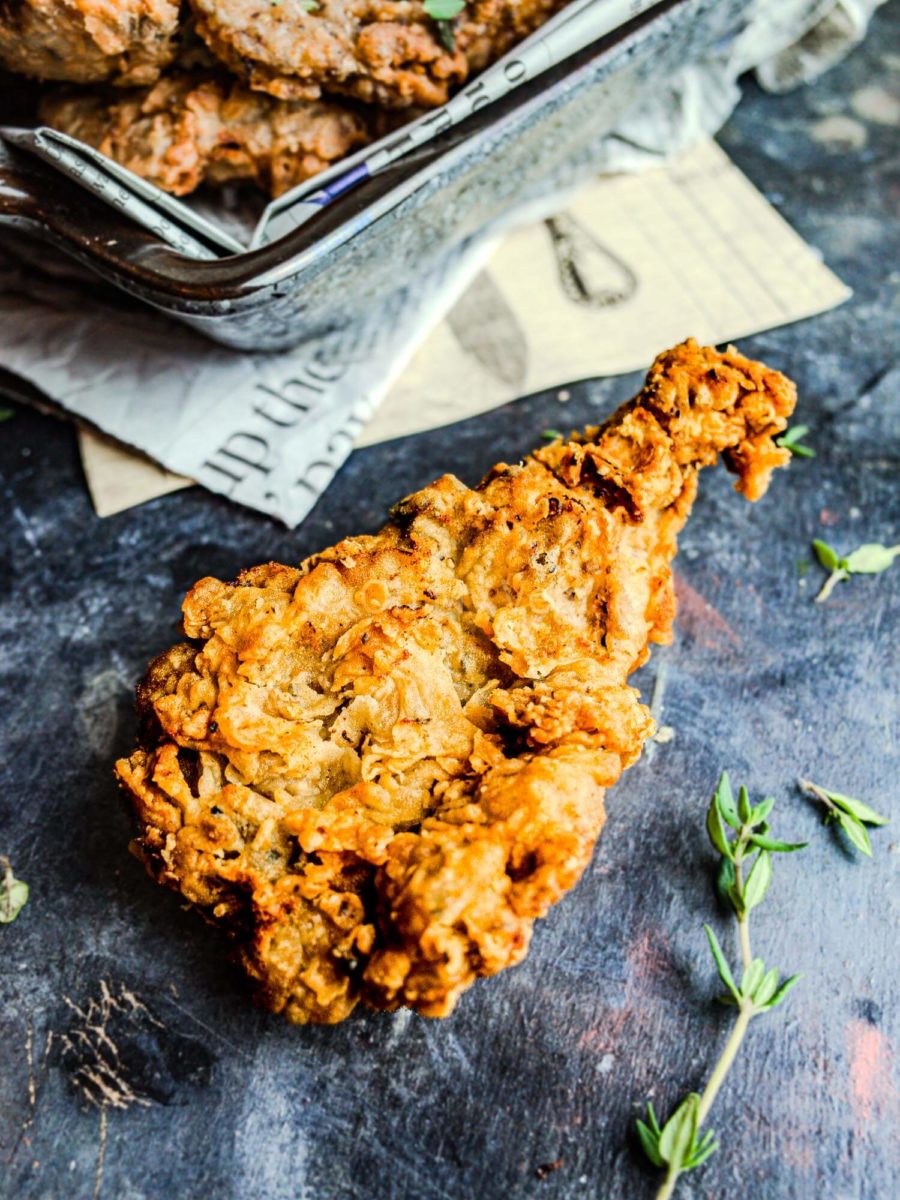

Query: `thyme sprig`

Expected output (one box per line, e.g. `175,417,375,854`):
798,779,888,857
775,423,815,458
636,770,888,1196
636,773,807,1199
0,856,28,924
812,538,900,602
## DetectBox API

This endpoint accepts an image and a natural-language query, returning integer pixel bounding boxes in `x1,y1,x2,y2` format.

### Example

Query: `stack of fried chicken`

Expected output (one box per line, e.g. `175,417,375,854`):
114,340,797,1023
2,0,571,197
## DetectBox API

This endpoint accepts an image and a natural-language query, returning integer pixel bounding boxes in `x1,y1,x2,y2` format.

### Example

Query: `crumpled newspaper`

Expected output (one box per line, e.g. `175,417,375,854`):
0,233,496,524
69,135,852,516
0,0,882,527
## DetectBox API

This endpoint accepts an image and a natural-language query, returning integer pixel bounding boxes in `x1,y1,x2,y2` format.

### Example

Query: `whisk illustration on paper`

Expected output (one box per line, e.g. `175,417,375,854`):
545,213,638,308
445,271,530,391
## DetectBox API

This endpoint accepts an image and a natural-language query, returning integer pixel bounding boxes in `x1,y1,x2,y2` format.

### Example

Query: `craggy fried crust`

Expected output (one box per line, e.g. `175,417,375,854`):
0,0,179,85
115,340,796,1024
39,72,375,197
188,0,569,106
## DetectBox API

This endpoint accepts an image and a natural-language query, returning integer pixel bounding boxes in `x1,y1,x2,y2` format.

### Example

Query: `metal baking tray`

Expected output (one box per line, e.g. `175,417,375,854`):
0,0,742,351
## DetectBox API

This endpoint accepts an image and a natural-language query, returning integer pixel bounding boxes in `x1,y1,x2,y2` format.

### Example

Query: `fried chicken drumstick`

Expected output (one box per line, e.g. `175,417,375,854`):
40,73,375,198
188,0,570,106
116,340,796,1024
0,0,179,85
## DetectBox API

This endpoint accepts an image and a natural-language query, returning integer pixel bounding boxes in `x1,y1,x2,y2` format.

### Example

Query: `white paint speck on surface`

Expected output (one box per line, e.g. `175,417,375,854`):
77,668,129,757
809,115,868,150
851,85,900,126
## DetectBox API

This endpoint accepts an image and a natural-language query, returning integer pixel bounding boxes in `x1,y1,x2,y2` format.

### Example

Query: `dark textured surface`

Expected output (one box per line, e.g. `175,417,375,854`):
1,10,898,1198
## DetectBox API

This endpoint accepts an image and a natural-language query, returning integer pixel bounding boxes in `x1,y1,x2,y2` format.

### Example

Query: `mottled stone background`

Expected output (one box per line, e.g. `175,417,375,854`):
0,7,897,1198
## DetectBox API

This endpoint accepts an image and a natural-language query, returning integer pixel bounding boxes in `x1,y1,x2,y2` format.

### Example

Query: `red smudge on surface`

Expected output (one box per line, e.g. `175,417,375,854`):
782,1140,814,1171
673,573,741,649
846,1019,896,1127
819,508,841,526
626,927,673,983
577,929,674,1056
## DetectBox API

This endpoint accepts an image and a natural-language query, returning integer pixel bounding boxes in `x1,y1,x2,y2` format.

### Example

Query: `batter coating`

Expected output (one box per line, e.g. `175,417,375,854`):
115,341,796,1024
188,0,570,106
0,0,179,85
40,73,375,197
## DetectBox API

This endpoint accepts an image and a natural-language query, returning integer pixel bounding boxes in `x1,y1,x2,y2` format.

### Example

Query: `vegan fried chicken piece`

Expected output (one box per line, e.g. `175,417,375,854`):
39,73,375,197
115,340,796,1024
0,0,179,85
188,0,569,106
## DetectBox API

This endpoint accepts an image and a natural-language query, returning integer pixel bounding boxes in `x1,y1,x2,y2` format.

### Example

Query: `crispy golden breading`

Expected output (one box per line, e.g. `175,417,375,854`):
188,0,569,106
115,341,796,1024
0,0,179,85
39,73,375,197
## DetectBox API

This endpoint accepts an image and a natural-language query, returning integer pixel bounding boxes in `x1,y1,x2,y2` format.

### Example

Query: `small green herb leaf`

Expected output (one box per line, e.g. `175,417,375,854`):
423,0,465,14
779,423,807,442
740,957,765,1001
748,833,808,853
706,794,733,860
704,924,740,1004
812,539,841,572
684,1128,719,1169
658,1094,700,1170
542,429,563,441
742,850,772,912
0,408,13,422
843,543,900,574
635,1114,664,1167
714,771,740,830
0,857,28,924
837,811,873,857
751,966,781,1008
749,797,775,827
737,784,752,825
776,424,815,458
716,857,736,910
826,791,889,827
763,973,801,1009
